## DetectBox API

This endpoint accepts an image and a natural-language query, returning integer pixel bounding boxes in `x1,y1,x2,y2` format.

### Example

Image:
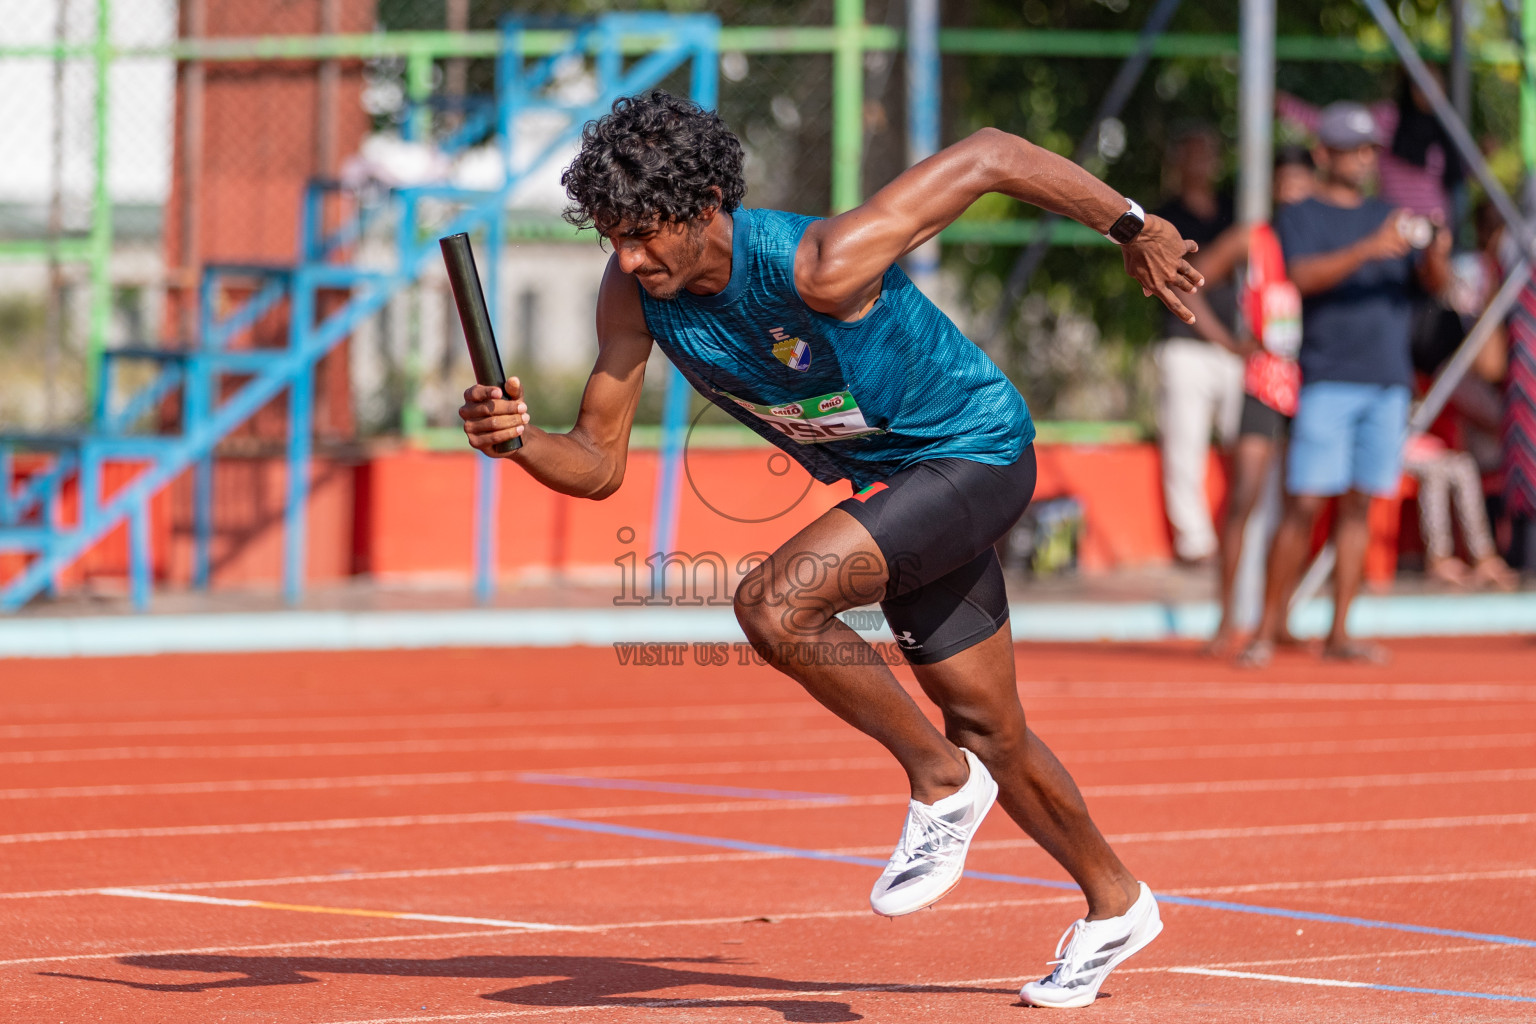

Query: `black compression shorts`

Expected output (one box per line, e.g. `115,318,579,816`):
836,444,1037,665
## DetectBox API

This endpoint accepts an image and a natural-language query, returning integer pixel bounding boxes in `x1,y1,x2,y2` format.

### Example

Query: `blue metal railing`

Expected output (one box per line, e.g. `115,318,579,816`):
0,13,718,613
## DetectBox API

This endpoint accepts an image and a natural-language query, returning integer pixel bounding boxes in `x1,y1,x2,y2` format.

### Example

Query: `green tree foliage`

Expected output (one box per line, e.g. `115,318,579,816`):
947,0,1522,417
371,0,1526,422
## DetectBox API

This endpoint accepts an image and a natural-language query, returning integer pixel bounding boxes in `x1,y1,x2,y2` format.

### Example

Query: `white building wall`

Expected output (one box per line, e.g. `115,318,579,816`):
0,0,176,209
500,241,606,374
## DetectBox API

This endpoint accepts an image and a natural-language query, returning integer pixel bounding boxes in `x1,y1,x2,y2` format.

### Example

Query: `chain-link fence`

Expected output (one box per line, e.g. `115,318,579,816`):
947,1,1526,425
351,0,862,436
0,1,1528,438
0,0,137,429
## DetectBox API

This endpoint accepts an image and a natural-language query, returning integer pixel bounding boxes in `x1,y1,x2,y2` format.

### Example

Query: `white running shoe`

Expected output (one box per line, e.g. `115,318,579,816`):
869,747,998,917
1019,882,1162,1008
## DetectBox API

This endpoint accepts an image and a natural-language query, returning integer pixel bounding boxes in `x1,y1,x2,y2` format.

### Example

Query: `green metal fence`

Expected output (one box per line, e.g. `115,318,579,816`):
2,0,1532,434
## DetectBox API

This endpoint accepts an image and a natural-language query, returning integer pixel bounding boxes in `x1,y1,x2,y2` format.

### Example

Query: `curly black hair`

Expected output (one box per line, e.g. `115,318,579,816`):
561,91,746,234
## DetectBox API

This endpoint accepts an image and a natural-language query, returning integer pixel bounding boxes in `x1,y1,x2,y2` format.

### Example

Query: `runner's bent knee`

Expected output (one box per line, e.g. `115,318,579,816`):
943,710,1028,764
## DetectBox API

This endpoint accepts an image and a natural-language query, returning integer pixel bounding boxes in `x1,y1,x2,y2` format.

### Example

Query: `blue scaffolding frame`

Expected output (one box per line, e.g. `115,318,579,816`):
0,13,719,613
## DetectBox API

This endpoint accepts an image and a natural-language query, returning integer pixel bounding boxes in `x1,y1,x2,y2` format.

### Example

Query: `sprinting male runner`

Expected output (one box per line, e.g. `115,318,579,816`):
460,91,1202,1008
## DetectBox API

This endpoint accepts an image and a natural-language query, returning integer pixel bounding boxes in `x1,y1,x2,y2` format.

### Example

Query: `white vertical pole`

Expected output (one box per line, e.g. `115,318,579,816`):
1232,0,1278,626
1238,0,1275,225
905,0,940,296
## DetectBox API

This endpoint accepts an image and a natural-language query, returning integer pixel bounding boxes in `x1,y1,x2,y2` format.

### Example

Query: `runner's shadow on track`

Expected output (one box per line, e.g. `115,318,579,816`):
43,953,1016,1022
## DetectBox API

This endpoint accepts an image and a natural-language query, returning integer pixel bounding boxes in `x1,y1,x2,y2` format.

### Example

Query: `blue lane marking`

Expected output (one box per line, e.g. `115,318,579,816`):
522,816,1536,951
519,816,893,870
1349,982,1536,1003
515,774,849,804
523,818,1108,892
1157,894,1536,948
1177,970,1536,1004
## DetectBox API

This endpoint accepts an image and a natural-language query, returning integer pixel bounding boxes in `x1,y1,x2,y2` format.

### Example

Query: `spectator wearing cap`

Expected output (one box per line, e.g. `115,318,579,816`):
1240,101,1452,667
1277,68,1462,221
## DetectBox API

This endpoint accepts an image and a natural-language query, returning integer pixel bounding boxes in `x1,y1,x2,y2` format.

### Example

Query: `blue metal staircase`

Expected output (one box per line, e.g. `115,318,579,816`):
0,14,718,612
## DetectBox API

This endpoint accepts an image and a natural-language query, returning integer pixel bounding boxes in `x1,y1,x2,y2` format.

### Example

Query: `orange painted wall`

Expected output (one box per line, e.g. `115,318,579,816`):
3,442,1415,596
364,443,1195,583
2,454,360,596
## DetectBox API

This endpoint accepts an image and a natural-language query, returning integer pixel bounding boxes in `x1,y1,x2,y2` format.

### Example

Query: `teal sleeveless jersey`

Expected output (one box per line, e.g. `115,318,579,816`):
637,208,1035,490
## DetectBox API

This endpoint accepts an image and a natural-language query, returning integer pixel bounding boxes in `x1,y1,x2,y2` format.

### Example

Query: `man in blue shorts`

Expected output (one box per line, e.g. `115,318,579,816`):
1242,102,1450,666
459,91,1202,1007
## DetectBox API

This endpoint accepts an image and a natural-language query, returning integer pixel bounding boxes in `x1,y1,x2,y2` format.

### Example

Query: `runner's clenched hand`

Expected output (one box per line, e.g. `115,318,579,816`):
459,380,528,457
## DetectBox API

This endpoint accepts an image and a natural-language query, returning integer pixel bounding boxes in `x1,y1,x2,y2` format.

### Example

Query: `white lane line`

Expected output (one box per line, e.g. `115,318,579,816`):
1034,703,1536,735
7,698,1527,741
2,929,1514,979
0,852,795,900
305,977,1029,1024
1167,965,1536,1001
8,763,1533,803
4,801,1531,848
0,702,827,740
1162,943,1496,972
0,729,861,765
4,899,1526,998
1062,732,1536,763
6,676,1527,727
0,795,895,846
0,928,528,968
310,1006,626,1024
256,955,1536,1024
923,815,1536,854
594,759,1458,794
514,756,894,780
1170,868,1536,897
9,931,1512,978
99,888,570,931
1018,680,1536,703
567,758,1536,787
1166,966,1397,990
95,887,1082,937
6,727,1530,766
1101,812,1536,844
2,898,1080,968
0,770,545,801
8,860,1536,906
1080,766,1536,797
0,769,848,802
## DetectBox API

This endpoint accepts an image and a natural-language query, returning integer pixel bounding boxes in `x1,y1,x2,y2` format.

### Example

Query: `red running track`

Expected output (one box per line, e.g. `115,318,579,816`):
1,637,1534,1023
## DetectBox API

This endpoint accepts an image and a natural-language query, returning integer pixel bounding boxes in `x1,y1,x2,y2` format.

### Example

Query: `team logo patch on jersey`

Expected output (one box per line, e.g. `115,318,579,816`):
768,326,811,371
772,337,812,371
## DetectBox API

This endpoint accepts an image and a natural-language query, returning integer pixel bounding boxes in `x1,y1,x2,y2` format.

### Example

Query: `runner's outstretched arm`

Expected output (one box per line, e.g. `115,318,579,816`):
796,126,1204,322
459,255,651,497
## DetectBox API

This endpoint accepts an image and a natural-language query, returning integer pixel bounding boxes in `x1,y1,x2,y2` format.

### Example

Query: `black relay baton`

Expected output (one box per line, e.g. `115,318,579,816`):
440,232,522,454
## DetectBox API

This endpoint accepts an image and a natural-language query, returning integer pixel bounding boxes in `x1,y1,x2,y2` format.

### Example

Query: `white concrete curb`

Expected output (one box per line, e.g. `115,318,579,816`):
0,593,1531,659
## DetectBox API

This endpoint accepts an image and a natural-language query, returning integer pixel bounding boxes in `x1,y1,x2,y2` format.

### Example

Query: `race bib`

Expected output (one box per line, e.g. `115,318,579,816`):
718,388,885,445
